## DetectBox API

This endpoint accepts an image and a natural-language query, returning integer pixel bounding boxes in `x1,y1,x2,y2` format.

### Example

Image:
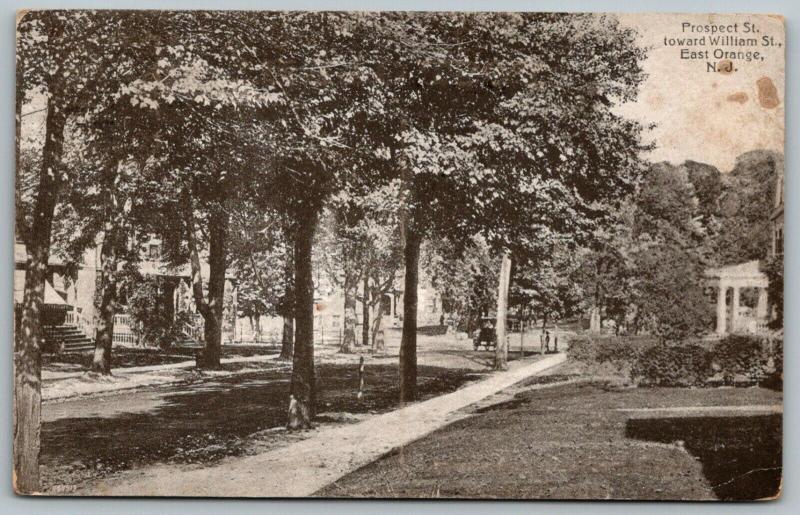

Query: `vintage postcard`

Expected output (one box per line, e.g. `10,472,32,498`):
13,11,784,499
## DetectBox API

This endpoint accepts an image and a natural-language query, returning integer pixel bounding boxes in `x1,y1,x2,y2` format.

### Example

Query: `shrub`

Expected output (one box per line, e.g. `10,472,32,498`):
125,275,192,349
568,335,660,379
571,333,784,388
632,343,712,387
771,337,783,377
568,335,659,364
566,335,596,364
710,334,783,386
595,336,660,366
765,336,783,389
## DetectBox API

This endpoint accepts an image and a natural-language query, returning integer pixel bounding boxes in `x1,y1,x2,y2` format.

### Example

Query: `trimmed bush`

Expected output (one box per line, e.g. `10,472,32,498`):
568,335,658,366
765,336,783,389
632,344,712,387
570,333,783,388
710,334,782,385
566,335,597,364
595,336,660,366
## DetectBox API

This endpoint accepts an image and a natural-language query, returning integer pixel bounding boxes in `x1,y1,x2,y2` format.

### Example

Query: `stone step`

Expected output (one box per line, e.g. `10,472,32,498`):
43,324,93,354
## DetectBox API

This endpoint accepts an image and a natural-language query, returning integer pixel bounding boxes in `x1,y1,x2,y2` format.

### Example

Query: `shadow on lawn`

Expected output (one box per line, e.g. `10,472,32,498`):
625,414,782,500
40,364,473,492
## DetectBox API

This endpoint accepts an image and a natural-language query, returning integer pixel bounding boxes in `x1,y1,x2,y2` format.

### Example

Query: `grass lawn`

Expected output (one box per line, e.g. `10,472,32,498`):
318,381,782,500
41,363,479,493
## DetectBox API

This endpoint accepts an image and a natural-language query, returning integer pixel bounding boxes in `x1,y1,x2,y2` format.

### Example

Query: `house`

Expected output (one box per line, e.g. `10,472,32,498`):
14,237,239,349
237,269,445,344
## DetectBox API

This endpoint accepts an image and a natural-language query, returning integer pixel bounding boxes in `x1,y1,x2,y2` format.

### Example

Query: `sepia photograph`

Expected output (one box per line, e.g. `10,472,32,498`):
12,9,784,500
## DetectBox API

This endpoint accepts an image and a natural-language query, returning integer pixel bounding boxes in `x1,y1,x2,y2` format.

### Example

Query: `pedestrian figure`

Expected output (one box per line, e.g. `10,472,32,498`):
545,330,551,352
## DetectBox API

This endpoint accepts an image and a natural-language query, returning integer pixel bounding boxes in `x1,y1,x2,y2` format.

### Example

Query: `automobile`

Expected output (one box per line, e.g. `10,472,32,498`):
472,316,515,351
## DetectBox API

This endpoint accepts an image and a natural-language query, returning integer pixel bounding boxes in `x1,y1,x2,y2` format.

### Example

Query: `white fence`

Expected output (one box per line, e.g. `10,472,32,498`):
112,314,138,345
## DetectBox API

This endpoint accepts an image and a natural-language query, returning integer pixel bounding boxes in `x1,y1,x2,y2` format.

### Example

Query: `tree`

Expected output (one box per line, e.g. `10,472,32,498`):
316,204,366,353
577,162,717,338
422,235,497,334
238,12,396,428
316,184,403,352
631,163,715,338
53,99,163,374
15,10,160,491
512,245,584,335
494,253,513,368
714,151,783,264
364,13,648,398
118,18,281,368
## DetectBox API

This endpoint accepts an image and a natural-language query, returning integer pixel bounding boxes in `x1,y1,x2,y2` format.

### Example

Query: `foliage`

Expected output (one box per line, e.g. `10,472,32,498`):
710,335,771,384
714,151,783,264
631,344,712,387
568,335,659,377
512,243,584,326
124,275,192,349
576,162,718,338
228,208,290,320
570,334,783,387
422,235,497,332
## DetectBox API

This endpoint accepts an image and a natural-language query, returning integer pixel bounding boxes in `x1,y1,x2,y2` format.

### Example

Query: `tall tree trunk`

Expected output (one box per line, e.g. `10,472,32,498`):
90,228,118,374
399,226,421,404
280,317,294,359
287,212,317,430
186,202,228,370
14,101,66,494
203,209,229,369
340,272,357,353
494,252,512,370
280,248,294,360
361,276,370,347
371,305,385,353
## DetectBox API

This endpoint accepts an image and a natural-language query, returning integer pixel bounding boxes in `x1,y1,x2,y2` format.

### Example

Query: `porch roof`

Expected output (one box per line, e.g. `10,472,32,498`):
704,260,768,288
13,280,67,305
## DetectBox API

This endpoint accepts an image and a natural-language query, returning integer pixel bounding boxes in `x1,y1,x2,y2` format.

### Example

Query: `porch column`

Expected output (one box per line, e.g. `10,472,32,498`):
757,288,769,320
731,286,741,333
716,283,727,335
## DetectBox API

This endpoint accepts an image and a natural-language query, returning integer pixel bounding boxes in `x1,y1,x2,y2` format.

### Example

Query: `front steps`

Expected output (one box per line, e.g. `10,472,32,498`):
44,325,94,353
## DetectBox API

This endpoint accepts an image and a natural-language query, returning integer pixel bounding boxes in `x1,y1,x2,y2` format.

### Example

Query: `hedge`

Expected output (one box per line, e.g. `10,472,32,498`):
569,334,782,387
632,344,711,387
710,335,769,384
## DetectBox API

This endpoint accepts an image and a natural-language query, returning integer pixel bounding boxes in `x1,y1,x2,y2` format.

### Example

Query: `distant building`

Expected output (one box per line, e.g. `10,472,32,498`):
238,268,444,344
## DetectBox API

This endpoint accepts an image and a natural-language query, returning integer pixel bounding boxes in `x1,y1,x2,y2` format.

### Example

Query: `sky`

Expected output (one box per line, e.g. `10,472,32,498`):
615,13,785,172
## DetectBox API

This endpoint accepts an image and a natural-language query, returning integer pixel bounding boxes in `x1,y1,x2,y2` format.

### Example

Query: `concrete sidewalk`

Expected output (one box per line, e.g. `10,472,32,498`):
82,352,567,497
43,353,282,381
42,354,288,401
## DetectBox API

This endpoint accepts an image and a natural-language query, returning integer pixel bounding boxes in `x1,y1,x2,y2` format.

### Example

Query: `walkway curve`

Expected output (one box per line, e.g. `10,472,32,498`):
81,353,567,497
